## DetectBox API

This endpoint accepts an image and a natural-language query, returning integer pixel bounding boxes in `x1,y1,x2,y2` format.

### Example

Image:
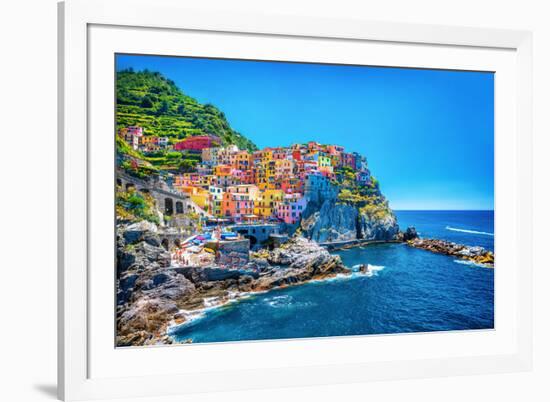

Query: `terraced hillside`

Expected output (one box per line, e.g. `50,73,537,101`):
116,69,257,152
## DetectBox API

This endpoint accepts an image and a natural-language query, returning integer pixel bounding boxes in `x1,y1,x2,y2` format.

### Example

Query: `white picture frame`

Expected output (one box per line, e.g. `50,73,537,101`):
58,0,533,400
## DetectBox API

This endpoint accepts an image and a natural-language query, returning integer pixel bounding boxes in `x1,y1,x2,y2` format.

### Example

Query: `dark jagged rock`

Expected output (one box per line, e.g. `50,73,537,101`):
123,220,158,244
116,221,196,346
249,236,350,289
401,226,419,241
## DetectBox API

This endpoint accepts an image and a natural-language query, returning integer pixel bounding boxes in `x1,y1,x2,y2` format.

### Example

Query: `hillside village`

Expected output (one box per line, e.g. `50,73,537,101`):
119,126,375,225
115,70,395,274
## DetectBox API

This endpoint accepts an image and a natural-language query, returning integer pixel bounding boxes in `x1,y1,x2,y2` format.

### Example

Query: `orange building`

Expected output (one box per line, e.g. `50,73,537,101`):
221,192,254,219
221,185,260,219
230,150,252,171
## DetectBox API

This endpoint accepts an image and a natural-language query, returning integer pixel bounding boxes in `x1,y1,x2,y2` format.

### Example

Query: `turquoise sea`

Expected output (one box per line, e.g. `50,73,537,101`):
171,210,495,343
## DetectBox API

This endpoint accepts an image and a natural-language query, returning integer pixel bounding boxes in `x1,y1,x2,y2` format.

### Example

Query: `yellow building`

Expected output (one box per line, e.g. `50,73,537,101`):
254,189,284,218
254,161,269,190
274,159,294,179
214,164,232,177
180,186,210,210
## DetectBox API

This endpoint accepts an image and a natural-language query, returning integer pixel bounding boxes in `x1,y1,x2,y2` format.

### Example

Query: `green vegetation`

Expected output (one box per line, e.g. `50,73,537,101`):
116,122,200,173
333,166,393,219
359,201,393,221
116,134,144,160
116,69,257,151
116,187,160,224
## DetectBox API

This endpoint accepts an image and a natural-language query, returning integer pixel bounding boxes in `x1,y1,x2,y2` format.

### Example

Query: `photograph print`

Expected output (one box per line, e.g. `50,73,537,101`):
115,54,494,347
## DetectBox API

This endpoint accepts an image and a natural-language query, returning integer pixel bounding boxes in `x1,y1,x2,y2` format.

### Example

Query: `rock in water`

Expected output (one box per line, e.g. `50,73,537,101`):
407,238,494,267
401,226,419,241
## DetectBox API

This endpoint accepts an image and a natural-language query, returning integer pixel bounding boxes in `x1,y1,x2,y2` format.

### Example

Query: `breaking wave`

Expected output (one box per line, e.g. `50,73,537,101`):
453,259,492,269
445,226,494,236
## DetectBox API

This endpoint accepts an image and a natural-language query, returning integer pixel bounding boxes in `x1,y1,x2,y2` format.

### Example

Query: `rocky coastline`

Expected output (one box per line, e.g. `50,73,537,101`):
116,221,351,347
116,219,494,347
406,237,494,268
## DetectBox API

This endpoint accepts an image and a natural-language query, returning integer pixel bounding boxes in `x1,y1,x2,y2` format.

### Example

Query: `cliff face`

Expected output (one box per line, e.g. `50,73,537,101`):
301,184,399,243
357,211,399,241
116,221,197,346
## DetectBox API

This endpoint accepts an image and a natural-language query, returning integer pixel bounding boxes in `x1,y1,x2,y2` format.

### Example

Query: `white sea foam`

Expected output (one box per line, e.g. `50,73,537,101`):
445,226,494,236
168,289,270,333
203,297,221,307
364,264,385,277
453,259,493,269
265,295,292,307
168,264,386,335
166,310,206,334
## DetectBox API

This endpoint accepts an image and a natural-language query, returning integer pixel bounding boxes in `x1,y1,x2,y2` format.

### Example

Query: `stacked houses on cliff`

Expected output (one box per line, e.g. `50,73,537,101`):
121,127,372,225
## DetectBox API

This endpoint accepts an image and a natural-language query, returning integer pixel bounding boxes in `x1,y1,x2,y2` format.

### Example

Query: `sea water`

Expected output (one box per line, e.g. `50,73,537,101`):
171,211,494,343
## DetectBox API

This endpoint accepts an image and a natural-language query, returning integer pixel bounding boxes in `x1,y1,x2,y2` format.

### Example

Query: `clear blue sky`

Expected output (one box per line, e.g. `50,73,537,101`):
116,54,494,210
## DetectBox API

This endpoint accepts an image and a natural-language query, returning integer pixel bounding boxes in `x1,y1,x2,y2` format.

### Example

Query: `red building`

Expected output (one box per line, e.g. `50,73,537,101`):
174,135,221,152
292,150,302,161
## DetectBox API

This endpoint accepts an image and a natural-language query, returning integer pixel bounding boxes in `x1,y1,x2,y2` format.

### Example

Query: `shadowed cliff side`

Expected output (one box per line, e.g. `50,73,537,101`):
300,176,399,243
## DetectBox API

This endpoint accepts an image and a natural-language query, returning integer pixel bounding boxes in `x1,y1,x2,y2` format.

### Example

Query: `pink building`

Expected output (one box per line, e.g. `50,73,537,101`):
274,193,307,224
342,152,357,169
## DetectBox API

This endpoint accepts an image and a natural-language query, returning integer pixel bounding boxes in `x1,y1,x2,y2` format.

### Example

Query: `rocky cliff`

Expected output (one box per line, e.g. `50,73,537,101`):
116,221,197,346
300,183,399,243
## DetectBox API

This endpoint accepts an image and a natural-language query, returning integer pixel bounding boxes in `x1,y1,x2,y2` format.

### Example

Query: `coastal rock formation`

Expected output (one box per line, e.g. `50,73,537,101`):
301,198,399,243
250,236,350,289
116,221,196,346
117,223,350,346
397,226,419,242
357,212,399,241
407,238,494,267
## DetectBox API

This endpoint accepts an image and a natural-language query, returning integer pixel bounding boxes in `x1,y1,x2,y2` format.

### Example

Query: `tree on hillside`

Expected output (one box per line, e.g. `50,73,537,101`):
158,100,170,115
141,95,154,108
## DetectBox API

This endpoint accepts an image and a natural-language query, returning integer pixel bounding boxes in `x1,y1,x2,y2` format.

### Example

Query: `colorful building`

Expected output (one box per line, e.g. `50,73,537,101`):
274,193,307,224
221,191,255,220
230,150,252,171
179,186,210,210
254,189,284,218
305,174,338,203
280,176,303,194
226,184,260,201
342,152,356,169
120,131,375,225
274,159,294,179
356,170,371,185
174,135,221,152
208,186,224,216
201,147,219,166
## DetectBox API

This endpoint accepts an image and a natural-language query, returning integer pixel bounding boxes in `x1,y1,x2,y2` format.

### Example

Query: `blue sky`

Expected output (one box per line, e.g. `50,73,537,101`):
116,54,494,210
